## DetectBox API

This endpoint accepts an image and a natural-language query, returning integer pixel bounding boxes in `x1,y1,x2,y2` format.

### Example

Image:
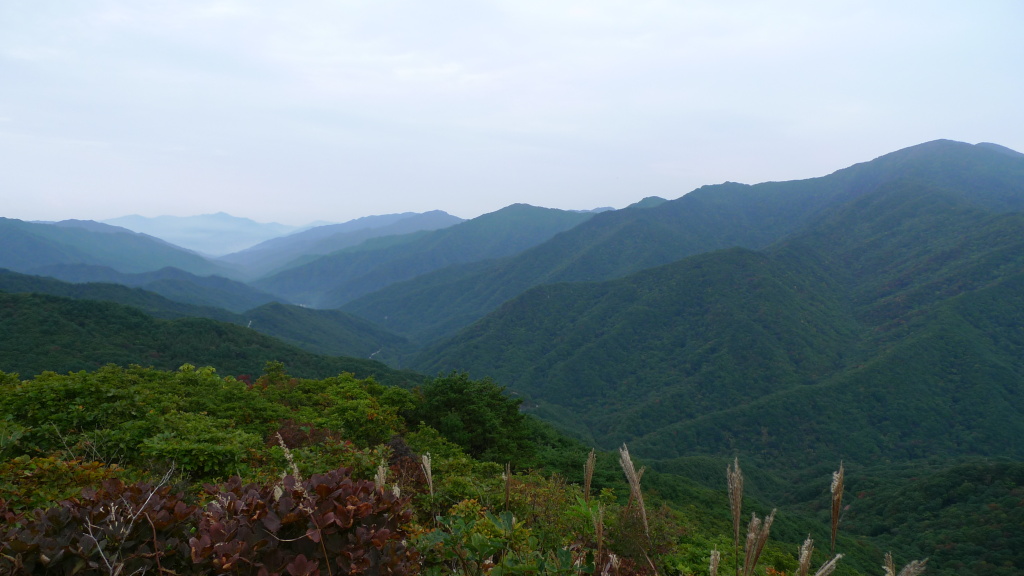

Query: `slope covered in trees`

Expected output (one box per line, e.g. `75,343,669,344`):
0,218,230,277
220,210,464,278
255,204,602,308
342,140,1024,343
417,179,1024,467
26,264,282,313
0,270,411,363
0,292,420,387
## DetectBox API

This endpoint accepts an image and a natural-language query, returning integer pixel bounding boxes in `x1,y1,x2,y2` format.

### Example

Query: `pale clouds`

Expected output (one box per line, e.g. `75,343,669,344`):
1,0,1021,224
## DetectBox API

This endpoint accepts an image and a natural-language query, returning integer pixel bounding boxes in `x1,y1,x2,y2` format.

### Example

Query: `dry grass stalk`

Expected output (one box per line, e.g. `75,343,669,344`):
709,548,721,576
593,503,605,567
796,536,814,576
727,457,744,576
584,448,597,503
741,509,775,576
605,553,620,576
796,535,843,576
275,432,302,483
618,444,650,541
896,560,928,576
884,552,896,576
884,553,928,576
504,462,512,511
830,462,844,556
812,554,843,576
421,453,434,496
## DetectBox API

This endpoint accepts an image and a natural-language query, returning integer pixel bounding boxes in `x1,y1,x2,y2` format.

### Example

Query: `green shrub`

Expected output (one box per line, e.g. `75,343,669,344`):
140,411,261,478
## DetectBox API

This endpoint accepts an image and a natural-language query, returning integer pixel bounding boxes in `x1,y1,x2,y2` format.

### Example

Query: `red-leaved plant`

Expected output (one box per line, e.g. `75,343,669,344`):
0,477,195,575
189,467,419,576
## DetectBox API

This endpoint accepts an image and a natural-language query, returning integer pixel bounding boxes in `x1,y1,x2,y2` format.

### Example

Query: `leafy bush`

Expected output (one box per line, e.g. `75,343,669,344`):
0,476,195,575
0,456,122,514
414,373,532,464
0,467,419,576
189,468,419,576
140,411,262,478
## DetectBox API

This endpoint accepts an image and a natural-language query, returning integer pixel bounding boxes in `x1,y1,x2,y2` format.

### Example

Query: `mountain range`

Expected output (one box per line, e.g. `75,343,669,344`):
411,141,1024,464
4,139,1024,574
253,204,605,308
218,210,464,278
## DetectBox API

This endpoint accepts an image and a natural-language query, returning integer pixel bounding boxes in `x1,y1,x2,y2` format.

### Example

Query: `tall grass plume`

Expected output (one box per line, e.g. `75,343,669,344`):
830,461,844,556
727,457,744,575
618,444,649,542
741,509,775,576
884,552,928,576
584,448,597,503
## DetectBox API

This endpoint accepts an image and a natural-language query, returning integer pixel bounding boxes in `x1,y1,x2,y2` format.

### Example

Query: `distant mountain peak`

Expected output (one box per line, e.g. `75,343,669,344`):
975,141,1024,158
628,197,667,209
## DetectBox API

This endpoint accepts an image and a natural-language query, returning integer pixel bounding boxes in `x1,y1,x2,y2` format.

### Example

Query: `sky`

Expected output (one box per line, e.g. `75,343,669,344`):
2,1,1022,225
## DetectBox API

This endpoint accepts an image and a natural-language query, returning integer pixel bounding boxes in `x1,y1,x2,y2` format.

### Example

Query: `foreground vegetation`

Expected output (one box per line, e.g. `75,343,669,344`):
1,364,932,576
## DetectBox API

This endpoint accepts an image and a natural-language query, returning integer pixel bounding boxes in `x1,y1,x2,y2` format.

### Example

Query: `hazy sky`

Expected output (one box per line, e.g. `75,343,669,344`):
2,1,1021,225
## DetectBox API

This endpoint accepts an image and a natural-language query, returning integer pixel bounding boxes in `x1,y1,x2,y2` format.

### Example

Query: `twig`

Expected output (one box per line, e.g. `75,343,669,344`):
144,513,163,575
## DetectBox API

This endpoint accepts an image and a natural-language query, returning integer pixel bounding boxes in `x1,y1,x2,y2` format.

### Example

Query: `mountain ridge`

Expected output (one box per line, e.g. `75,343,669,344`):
342,140,1024,343
255,203,601,308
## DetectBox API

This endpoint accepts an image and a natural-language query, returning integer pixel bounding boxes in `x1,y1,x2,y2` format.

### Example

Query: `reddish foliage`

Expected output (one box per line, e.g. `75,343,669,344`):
0,478,195,575
0,467,419,576
189,468,419,576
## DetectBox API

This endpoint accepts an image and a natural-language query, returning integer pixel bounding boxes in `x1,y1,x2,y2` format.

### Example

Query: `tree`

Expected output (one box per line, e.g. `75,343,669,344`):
415,372,532,464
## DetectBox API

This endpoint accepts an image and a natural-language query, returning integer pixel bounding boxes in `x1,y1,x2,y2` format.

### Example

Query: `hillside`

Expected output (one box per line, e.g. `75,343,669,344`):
416,178,1024,466
0,269,240,322
27,264,282,313
403,149,1024,574
243,301,414,362
0,270,410,363
220,210,464,278
416,247,863,447
1,362,893,576
255,204,599,308
0,292,420,386
342,140,1024,343
0,218,229,277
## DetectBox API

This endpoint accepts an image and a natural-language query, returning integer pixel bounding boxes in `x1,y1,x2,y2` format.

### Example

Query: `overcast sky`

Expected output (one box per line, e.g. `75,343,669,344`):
2,1,1021,225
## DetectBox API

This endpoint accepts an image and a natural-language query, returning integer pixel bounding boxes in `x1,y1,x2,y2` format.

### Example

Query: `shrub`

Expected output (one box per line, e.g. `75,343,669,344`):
0,476,195,575
414,373,532,464
189,467,420,576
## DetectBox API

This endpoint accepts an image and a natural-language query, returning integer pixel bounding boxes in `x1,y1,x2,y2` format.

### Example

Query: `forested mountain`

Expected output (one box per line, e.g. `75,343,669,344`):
0,218,229,277
398,142,1024,574
27,264,281,313
0,269,241,322
242,302,413,362
342,140,1024,343
415,144,1024,469
255,204,601,308
220,210,464,278
0,292,420,386
0,269,410,362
